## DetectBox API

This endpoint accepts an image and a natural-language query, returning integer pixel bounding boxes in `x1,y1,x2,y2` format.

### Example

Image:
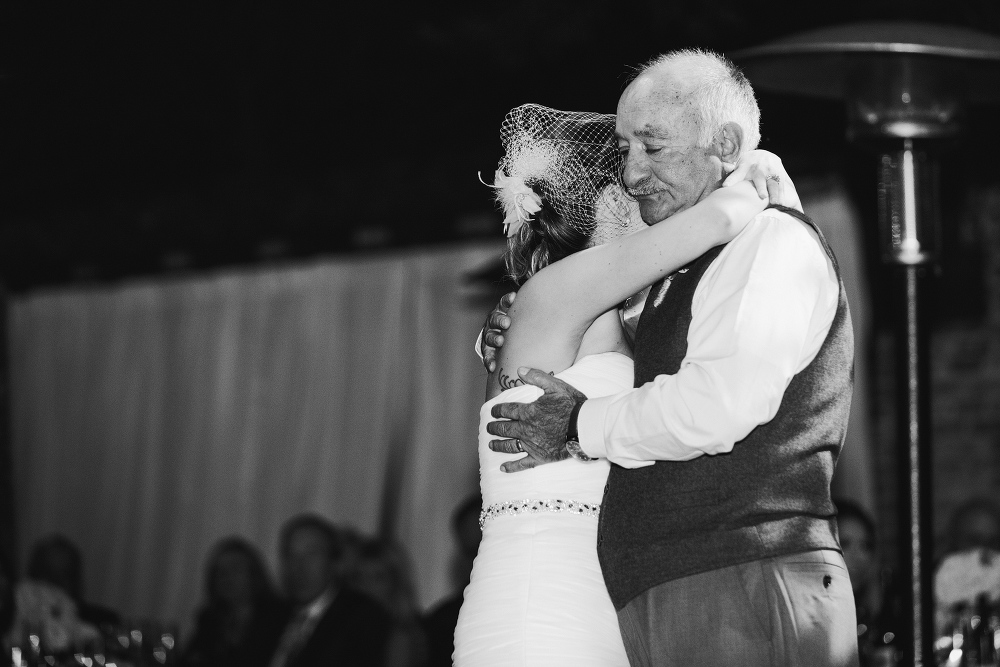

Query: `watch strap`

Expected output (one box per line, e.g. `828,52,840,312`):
567,400,584,442
565,400,593,462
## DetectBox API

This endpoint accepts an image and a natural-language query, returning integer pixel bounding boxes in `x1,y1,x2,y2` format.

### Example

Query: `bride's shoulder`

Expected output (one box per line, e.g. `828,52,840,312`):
502,269,561,328
511,263,557,301
506,253,594,326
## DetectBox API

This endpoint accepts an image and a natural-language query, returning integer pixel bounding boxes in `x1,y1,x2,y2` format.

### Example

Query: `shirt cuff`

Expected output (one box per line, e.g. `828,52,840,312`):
577,396,614,460
474,329,484,361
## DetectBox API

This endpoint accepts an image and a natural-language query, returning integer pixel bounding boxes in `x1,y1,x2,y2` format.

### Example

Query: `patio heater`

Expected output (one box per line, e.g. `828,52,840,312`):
735,22,1000,667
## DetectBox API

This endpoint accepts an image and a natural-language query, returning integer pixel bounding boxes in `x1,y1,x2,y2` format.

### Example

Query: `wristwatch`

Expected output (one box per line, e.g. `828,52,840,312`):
565,400,595,462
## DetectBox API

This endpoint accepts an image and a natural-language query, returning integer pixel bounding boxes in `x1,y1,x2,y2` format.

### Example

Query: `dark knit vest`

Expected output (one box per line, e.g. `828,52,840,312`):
596,206,854,610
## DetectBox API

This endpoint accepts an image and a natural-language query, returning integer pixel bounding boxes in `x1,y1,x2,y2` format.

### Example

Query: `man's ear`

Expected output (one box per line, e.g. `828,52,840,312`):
715,122,744,164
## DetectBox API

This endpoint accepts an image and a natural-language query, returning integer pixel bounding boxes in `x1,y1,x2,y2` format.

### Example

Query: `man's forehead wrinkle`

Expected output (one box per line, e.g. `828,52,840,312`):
617,68,697,142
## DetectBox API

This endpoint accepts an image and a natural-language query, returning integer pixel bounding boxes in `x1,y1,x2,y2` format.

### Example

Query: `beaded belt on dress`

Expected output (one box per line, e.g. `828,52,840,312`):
478,498,601,529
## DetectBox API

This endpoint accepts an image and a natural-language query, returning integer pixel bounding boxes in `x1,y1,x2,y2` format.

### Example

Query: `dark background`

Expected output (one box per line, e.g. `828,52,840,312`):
3,0,999,323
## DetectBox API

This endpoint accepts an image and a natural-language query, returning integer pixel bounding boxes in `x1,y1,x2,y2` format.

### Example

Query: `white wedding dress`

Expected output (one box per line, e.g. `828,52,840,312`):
453,351,632,666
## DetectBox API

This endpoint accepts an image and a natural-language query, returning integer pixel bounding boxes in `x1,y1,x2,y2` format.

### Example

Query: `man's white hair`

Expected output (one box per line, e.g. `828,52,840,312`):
637,49,761,158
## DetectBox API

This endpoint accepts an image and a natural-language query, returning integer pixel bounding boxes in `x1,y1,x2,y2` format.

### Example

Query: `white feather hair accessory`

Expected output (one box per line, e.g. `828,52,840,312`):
487,169,543,238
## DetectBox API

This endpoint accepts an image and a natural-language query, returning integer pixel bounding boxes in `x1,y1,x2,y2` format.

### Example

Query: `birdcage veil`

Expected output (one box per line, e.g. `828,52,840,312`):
489,104,634,238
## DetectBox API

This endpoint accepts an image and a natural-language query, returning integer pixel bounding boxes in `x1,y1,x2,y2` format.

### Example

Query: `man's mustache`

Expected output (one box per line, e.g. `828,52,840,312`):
624,179,664,198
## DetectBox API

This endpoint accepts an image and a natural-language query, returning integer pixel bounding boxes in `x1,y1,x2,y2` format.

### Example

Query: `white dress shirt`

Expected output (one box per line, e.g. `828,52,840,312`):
268,587,336,667
577,210,840,466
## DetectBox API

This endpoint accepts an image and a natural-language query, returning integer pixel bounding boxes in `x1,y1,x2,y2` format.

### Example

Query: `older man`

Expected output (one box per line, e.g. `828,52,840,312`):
487,50,859,666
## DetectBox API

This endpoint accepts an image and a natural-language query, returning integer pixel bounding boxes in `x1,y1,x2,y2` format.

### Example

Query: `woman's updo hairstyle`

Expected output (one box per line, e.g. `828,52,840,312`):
492,104,631,285
504,178,591,284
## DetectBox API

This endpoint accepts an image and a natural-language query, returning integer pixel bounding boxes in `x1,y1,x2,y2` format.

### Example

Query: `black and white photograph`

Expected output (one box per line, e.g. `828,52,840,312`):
2,2,1000,666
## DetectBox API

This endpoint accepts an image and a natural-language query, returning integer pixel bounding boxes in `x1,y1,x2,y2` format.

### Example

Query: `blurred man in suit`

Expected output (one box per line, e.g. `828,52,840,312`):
268,514,392,667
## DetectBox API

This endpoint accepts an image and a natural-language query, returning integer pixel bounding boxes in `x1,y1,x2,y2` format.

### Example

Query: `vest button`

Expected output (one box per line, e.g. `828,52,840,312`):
604,484,609,494
597,535,603,546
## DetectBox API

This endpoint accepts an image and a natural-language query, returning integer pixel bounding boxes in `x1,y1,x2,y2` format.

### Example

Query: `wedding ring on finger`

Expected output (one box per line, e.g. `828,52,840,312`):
766,174,781,182
515,439,524,453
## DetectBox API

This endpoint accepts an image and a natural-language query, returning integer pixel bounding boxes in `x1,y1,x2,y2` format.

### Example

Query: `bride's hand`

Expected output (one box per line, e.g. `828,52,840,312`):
707,181,769,243
721,149,803,213
480,292,516,373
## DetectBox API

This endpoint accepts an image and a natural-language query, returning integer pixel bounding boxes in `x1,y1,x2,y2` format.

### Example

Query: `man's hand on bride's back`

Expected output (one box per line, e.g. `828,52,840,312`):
480,291,516,373
486,368,586,473
721,149,803,213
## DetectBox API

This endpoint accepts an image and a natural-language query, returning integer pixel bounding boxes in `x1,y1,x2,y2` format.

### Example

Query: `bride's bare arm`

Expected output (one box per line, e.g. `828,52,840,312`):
515,181,768,333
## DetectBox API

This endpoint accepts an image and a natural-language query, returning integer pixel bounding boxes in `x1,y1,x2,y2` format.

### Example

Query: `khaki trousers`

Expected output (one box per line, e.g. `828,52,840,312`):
616,549,860,667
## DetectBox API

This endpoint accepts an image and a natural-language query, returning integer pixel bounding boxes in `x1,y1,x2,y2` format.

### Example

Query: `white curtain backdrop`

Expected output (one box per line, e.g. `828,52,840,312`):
9,241,503,630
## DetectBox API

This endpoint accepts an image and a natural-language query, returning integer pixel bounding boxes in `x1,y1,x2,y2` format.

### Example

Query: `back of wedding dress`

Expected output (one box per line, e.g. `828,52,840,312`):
454,351,633,667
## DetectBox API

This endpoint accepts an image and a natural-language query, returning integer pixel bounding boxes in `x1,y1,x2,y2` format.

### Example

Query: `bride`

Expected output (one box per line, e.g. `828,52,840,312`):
452,104,798,665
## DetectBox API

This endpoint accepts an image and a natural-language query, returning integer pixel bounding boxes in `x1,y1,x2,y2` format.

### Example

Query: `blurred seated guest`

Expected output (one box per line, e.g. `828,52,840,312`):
26,534,120,628
423,495,481,667
935,498,1000,621
942,497,1000,556
11,579,99,654
352,536,428,667
181,537,287,667
268,514,392,667
836,499,904,665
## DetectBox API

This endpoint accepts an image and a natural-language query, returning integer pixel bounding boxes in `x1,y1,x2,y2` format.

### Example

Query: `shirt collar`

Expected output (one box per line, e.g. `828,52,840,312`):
300,585,336,621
